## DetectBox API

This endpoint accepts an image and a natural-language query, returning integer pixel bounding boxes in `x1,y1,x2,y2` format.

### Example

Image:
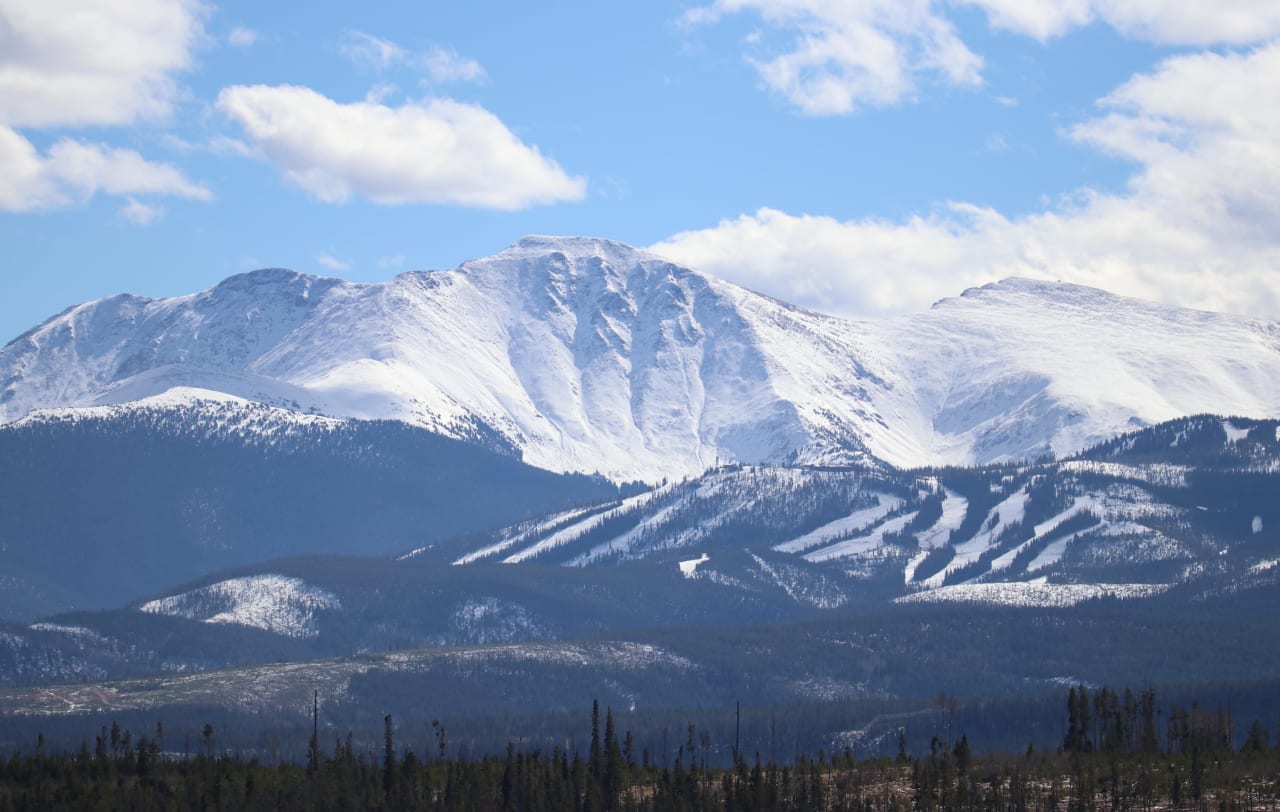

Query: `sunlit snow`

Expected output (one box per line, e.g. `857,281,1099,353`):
5,240,1280,482
678,553,709,577
139,574,341,638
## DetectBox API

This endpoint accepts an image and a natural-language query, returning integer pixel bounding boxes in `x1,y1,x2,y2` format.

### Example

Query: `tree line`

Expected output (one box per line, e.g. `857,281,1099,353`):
1,686,1278,810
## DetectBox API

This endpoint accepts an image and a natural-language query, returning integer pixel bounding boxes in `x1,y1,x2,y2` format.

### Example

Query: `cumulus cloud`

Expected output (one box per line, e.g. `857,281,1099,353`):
690,0,1280,114
959,0,1280,45
0,0,203,128
653,42,1280,320
685,0,982,114
0,0,208,211
340,31,486,84
0,126,211,212
217,84,586,209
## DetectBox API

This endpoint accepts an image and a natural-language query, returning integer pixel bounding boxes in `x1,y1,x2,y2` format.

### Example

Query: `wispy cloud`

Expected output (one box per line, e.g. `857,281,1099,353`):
339,31,486,85
340,31,408,71
227,26,259,48
316,253,351,272
119,197,165,226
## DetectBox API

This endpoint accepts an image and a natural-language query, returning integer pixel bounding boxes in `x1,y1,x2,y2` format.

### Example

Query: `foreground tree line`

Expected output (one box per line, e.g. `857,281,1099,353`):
1,689,1278,810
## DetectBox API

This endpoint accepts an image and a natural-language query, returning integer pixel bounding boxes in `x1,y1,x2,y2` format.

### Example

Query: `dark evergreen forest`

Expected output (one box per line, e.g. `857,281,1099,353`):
1,686,1278,810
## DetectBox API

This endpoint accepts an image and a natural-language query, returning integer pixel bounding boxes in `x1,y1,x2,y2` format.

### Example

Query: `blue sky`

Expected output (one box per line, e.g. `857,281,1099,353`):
3,0,1280,342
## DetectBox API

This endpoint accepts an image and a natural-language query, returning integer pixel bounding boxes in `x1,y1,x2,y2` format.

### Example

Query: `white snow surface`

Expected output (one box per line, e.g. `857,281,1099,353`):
917,487,1030,587
915,488,968,549
896,580,1171,608
5,240,1280,480
678,553,709,577
773,495,903,554
803,510,919,563
139,574,341,638
1222,420,1251,444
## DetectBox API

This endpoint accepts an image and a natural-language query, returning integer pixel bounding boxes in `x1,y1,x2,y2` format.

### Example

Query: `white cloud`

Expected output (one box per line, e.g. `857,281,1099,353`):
0,0,203,128
421,46,487,84
340,31,485,85
686,0,983,114
227,26,258,48
119,197,164,225
377,255,406,270
217,84,586,209
0,126,211,212
653,42,1280,320
953,0,1092,41
316,253,350,272
340,31,407,71
959,0,1280,45
690,1,1280,115
0,0,208,213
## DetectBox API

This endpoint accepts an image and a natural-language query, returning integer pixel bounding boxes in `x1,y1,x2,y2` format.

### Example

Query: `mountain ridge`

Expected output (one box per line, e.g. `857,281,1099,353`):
3,237,1278,480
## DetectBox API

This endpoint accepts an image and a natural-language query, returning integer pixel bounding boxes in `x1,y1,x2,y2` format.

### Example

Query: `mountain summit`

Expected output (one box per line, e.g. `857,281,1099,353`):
3,238,1278,480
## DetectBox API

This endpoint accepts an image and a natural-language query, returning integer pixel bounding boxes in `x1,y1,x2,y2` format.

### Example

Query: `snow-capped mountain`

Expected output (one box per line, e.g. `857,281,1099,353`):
3,237,1278,480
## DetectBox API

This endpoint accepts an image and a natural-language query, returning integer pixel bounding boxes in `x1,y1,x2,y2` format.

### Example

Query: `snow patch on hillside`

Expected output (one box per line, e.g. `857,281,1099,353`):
503,486,672,563
917,487,1029,587
897,580,1170,608
27,623,110,644
1222,420,1251,444
679,553,710,577
803,510,918,563
773,495,903,554
139,575,341,638
915,488,968,549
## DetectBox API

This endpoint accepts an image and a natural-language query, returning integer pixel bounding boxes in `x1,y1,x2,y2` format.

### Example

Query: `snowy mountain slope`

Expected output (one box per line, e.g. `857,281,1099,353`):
0,415,1274,688
862,280,1280,464
437,416,1280,610
4,238,1279,479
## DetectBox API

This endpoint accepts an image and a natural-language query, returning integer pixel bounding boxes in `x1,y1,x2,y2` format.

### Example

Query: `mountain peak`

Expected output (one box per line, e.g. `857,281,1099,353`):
493,235,670,267
3,240,1278,480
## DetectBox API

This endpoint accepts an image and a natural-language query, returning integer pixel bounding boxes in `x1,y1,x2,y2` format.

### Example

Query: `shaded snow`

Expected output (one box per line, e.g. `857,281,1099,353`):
27,623,110,644
1222,420,1251,444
